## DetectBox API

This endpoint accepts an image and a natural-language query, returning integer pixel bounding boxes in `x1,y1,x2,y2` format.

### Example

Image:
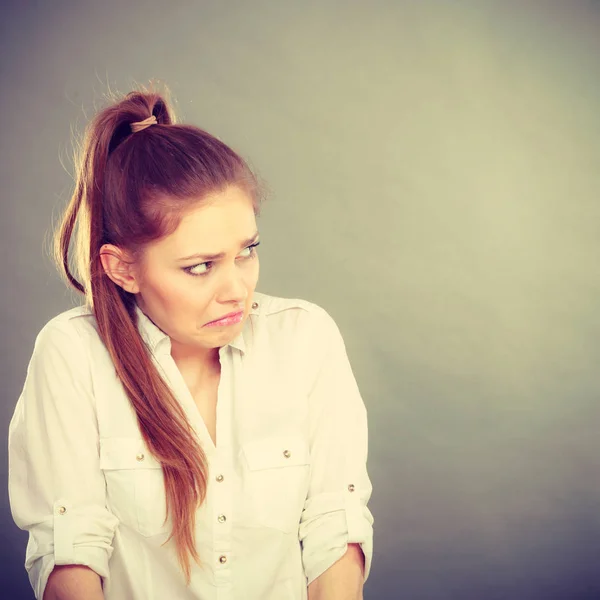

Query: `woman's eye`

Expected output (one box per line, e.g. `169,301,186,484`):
239,241,260,258
184,262,211,276
182,242,259,277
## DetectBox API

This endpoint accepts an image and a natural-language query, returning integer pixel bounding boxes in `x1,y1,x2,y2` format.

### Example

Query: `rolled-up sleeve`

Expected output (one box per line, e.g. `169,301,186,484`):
8,320,119,599
299,308,374,586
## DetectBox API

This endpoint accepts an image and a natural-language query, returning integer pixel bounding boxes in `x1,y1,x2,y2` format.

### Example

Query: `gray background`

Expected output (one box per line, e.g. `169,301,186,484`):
2,1,600,598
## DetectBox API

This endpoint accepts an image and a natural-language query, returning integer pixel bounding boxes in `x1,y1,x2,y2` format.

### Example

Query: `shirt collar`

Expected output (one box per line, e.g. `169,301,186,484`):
133,298,260,356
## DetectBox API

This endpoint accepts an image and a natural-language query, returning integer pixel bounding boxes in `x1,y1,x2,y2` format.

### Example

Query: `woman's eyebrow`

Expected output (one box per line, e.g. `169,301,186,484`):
177,231,260,262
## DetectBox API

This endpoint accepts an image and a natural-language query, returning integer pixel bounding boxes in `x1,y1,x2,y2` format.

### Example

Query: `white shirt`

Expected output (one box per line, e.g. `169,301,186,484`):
8,291,374,600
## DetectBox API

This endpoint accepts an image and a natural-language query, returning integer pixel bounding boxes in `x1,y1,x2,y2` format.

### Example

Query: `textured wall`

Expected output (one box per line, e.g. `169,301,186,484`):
2,1,600,598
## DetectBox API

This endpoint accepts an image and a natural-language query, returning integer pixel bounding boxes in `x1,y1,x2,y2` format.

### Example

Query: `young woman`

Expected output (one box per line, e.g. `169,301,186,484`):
8,90,374,600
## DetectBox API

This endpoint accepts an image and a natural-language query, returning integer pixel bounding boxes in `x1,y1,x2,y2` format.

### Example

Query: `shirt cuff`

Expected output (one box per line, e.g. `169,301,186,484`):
299,491,374,585
24,502,119,599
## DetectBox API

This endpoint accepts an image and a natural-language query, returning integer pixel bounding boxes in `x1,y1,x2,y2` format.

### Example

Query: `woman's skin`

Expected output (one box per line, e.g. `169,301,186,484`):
44,186,365,598
102,185,261,383
308,543,365,600
44,566,103,600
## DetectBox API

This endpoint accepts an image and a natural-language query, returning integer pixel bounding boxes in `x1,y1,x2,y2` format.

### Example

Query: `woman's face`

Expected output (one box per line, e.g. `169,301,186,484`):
134,185,260,355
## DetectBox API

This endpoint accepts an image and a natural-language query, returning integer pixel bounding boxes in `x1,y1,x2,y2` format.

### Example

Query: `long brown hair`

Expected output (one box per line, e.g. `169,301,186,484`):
53,87,262,581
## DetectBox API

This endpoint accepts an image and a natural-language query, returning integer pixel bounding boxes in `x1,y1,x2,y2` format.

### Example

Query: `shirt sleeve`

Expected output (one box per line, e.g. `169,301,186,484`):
8,319,119,600
298,307,374,586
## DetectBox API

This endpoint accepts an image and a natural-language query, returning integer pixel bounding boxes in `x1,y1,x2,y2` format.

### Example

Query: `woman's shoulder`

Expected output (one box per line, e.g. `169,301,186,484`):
17,306,102,403
254,291,333,323
252,291,340,343
250,293,348,388
32,304,101,356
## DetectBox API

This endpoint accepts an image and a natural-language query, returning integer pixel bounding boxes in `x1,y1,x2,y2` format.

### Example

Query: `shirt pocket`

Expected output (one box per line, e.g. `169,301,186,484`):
242,435,310,534
99,437,169,537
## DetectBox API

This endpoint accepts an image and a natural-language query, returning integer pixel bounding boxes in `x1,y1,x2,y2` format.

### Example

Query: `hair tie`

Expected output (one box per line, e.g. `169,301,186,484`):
130,115,157,133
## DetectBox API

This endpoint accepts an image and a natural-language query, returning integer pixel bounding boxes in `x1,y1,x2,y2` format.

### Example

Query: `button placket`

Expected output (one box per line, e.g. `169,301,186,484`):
212,329,238,587
212,453,233,585
213,462,233,539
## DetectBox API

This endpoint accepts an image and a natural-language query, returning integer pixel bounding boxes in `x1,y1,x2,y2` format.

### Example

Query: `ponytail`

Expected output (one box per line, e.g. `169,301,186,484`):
51,89,250,581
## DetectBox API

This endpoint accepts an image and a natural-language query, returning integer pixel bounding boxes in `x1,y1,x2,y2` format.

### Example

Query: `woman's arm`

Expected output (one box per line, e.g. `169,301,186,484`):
8,320,118,599
44,566,104,600
298,307,374,595
307,543,365,600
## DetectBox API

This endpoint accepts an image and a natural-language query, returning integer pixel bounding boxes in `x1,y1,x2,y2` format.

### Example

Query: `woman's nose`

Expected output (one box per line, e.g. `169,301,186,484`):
216,265,247,304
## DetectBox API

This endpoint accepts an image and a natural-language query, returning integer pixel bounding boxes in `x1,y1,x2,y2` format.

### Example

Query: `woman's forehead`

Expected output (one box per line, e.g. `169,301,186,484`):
146,189,258,261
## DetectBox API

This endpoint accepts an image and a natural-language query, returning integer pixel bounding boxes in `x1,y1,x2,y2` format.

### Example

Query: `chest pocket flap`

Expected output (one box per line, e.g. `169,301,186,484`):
243,435,310,471
99,437,162,470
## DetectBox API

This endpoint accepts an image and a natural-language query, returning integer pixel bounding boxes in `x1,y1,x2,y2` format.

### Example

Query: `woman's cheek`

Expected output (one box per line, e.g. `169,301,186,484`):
248,256,260,284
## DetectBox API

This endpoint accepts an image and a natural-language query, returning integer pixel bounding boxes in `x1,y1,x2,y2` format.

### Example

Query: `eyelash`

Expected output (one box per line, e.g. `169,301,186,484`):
183,242,260,277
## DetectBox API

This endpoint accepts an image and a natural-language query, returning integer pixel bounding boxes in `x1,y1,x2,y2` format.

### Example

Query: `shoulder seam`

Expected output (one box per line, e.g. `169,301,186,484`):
264,302,312,317
254,291,320,317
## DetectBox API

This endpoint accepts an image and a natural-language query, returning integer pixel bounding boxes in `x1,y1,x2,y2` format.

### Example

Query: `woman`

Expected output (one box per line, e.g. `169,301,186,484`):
8,90,374,600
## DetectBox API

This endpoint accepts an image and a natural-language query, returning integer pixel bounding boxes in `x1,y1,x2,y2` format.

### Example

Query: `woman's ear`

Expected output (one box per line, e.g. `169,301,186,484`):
99,244,141,294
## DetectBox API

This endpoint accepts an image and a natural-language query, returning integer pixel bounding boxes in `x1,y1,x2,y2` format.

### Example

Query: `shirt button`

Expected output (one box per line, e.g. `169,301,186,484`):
136,453,145,462
348,484,355,492
283,449,291,458
217,514,227,523
219,555,227,564
251,302,259,309
215,474,224,482
57,506,67,515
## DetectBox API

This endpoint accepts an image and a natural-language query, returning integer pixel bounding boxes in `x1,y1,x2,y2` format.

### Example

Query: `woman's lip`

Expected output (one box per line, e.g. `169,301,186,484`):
204,310,244,327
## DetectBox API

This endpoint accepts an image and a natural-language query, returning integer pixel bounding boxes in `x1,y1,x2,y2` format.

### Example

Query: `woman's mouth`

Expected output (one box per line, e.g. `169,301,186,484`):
203,310,244,327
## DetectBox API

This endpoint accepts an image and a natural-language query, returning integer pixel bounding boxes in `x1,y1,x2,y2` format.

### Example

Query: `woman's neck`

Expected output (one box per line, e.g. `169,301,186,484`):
170,341,221,383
